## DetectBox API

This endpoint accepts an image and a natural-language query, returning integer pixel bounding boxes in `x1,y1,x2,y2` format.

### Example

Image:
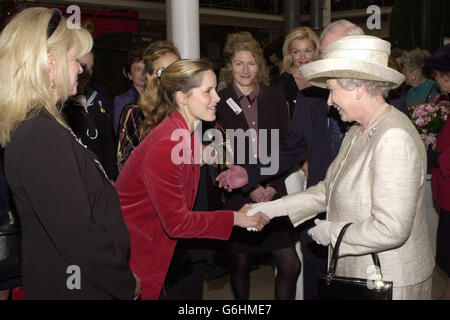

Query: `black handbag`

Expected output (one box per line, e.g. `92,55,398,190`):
0,202,21,281
317,223,393,300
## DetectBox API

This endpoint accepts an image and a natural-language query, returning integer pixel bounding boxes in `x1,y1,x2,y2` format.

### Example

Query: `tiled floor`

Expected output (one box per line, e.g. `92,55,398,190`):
203,263,448,300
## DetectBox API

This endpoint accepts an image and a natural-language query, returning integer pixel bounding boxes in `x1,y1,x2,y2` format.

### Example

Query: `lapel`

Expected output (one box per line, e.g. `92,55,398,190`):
256,85,269,130
220,85,250,131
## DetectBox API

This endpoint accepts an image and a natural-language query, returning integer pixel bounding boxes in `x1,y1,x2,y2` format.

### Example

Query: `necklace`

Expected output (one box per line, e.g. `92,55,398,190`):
361,103,390,133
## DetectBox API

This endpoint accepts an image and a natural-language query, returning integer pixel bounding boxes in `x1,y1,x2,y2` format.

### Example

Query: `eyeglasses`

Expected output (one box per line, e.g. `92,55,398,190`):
47,8,62,39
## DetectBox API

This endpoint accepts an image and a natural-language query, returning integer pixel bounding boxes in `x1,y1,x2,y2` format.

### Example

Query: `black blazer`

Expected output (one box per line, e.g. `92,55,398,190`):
4,110,135,299
271,72,299,120
63,85,118,180
216,84,290,209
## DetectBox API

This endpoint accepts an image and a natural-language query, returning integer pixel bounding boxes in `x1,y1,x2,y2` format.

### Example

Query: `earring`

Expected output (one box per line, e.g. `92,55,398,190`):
356,95,361,100
51,79,56,90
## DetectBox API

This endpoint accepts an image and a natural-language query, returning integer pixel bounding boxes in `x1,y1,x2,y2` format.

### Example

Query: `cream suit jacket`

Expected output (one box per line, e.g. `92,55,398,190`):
282,106,435,287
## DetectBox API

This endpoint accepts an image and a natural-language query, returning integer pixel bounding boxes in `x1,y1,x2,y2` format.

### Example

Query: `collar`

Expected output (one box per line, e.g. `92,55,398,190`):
233,83,260,103
169,109,191,132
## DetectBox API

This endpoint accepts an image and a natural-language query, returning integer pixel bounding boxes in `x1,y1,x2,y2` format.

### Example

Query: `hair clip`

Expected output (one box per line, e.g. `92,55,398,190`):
156,67,165,78
47,8,62,39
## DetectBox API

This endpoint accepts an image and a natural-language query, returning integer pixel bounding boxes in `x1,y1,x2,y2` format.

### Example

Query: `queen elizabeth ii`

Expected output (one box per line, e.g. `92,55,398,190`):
246,35,435,300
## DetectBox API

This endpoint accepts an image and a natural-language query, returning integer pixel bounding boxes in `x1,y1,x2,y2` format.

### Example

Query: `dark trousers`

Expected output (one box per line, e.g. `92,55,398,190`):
298,212,328,300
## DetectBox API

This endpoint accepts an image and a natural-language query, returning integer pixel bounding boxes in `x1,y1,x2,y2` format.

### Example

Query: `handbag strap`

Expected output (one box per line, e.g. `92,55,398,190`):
328,223,384,279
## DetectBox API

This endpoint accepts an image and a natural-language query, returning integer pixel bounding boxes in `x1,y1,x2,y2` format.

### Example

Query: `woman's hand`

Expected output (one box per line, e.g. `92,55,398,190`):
249,185,267,203
307,219,332,246
264,186,277,202
233,205,270,231
132,272,141,300
216,164,248,191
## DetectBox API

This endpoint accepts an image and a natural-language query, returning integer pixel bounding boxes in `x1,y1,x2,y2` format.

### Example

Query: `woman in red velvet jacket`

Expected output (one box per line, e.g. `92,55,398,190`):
424,44,450,299
115,59,269,300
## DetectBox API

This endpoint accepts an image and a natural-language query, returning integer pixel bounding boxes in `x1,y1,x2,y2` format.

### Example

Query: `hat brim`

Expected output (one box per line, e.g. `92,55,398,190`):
299,58,405,89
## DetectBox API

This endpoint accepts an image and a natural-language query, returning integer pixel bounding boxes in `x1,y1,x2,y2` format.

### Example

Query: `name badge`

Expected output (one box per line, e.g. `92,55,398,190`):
226,98,242,115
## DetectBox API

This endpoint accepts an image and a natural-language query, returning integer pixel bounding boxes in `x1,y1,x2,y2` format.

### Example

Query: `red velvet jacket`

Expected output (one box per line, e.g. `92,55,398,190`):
433,107,450,211
115,110,234,300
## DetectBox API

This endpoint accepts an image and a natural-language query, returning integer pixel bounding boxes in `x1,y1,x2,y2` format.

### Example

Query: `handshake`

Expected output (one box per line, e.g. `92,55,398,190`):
234,198,288,232
235,200,332,246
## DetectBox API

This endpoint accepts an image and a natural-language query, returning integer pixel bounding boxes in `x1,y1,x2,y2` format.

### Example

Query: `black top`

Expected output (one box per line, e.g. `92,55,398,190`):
4,110,135,299
63,85,118,180
271,72,299,120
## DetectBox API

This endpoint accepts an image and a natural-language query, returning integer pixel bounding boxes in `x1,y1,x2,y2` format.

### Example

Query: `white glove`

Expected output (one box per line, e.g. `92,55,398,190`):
307,219,332,246
246,199,289,232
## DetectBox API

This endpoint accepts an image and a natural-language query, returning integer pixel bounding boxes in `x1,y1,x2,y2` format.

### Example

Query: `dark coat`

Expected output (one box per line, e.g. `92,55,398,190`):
216,84,294,253
216,84,290,207
63,86,118,180
4,110,135,299
271,72,299,120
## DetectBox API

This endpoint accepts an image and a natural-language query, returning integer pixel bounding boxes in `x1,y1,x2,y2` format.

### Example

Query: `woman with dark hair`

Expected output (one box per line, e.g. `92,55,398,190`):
424,44,450,300
113,48,146,134
115,59,269,300
117,40,180,171
215,32,301,300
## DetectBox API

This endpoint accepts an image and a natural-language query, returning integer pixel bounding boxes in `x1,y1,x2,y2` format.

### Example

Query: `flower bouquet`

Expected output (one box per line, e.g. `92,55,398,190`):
410,101,450,149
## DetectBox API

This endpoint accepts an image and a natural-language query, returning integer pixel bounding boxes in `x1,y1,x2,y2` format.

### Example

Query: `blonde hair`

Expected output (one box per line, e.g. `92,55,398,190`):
0,7,93,146
223,32,269,86
281,27,320,73
138,59,212,139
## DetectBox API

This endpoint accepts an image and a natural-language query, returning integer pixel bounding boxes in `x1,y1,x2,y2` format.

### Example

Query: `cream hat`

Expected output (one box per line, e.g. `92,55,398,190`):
299,35,405,89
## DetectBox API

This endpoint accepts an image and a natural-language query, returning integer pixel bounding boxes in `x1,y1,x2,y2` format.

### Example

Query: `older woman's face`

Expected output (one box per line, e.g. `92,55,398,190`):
67,47,83,96
435,71,450,94
290,38,316,68
403,67,417,87
327,79,358,123
230,50,259,89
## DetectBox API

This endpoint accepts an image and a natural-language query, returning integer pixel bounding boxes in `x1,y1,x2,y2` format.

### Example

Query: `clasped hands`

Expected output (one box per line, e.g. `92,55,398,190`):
239,201,332,245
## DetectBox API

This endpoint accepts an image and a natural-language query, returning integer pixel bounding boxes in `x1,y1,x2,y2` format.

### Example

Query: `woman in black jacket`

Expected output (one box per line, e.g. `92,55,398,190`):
216,32,300,300
0,7,139,299
271,27,320,119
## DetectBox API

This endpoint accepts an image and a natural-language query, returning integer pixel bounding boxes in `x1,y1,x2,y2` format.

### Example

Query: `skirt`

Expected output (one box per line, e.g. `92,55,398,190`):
229,216,295,254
